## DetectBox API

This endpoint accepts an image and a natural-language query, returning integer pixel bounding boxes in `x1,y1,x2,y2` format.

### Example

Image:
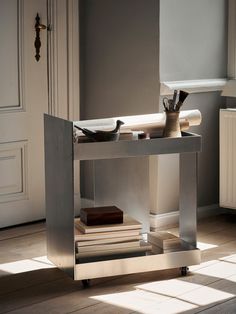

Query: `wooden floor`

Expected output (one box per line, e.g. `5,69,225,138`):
1,213,236,313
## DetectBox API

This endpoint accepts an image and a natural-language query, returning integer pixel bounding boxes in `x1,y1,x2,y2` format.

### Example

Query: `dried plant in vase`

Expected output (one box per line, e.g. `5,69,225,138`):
162,90,189,138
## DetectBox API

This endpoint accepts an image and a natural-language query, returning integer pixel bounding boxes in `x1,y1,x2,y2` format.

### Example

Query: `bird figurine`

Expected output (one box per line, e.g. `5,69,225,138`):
74,120,125,142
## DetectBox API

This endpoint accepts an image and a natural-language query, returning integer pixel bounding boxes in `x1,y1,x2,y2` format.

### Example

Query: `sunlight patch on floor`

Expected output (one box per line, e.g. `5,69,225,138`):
179,285,234,306
197,241,218,251
90,289,197,314
0,256,55,274
194,260,236,279
220,253,236,263
91,278,234,314
136,279,206,297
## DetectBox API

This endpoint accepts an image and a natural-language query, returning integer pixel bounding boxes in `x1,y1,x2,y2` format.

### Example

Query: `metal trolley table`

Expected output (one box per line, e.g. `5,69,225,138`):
44,114,201,285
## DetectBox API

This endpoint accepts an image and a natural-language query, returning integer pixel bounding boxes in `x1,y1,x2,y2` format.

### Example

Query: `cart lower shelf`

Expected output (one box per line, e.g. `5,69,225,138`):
74,246,200,280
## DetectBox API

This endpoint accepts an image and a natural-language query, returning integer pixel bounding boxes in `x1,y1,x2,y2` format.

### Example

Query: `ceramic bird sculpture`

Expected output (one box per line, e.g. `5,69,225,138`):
74,120,124,142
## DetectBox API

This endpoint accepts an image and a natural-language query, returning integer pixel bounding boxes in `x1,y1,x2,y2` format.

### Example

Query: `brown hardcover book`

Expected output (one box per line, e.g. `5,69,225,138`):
80,206,123,226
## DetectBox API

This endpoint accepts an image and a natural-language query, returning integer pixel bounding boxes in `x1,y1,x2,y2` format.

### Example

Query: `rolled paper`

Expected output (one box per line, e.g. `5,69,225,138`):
74,109,201,134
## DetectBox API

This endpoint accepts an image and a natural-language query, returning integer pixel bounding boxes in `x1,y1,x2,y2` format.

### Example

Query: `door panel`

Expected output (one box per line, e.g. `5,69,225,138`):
0,0,19,110
0,0,48,227
0,142,26,199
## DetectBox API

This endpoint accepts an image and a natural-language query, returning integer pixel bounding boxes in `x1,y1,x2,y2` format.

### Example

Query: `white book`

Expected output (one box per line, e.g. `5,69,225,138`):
74,228,140,241
76,243,152,258
77,241,140,253
76,235,142,247
75,214,142,234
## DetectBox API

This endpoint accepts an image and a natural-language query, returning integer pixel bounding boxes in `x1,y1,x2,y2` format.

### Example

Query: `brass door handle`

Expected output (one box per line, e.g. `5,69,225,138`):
34,13,47,62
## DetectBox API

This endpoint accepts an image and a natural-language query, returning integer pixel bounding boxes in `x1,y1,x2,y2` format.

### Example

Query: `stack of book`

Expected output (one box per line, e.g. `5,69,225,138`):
147,231,181,253
74,206,152,263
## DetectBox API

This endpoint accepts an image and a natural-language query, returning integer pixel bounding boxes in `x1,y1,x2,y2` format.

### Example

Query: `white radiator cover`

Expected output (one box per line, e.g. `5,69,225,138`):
220,109,236,209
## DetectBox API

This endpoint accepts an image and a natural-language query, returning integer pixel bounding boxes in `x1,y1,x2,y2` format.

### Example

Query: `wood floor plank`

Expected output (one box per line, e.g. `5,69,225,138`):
69,302,137,314
5,282,136,314
201,239,236,263
0,231,47,265
1,214,236,313
0,268,65,296
195,297,236,314
0,222,45,241
197,214,236,234
0,277,82,313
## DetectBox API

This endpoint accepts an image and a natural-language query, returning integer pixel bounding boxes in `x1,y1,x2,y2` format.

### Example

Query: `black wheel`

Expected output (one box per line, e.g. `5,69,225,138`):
180,266,189,276
82,279,90,288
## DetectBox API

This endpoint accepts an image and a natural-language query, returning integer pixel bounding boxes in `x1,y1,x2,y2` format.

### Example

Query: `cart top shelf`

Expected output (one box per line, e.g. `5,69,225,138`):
44,114,201,161
74,132,201,161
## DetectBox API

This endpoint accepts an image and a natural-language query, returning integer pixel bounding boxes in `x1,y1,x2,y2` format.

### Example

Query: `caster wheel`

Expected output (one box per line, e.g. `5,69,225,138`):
82,279,91,288
180,266,189,276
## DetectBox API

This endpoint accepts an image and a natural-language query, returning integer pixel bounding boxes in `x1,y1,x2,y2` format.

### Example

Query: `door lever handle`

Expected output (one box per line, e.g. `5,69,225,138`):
34,13,47,62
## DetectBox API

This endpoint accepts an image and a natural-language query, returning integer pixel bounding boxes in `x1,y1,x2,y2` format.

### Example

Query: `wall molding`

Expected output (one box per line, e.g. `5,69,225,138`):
67,0,80,121
160,78,227,96
47,0,80,120
48,0,80,211
48,0,67,118
150,204,227,229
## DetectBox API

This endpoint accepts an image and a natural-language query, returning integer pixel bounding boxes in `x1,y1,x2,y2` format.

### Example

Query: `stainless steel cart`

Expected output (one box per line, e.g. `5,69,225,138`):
44,114,201,284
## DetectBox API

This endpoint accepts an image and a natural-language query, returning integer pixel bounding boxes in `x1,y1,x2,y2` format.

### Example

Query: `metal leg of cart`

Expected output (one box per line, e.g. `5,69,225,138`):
179,152,198,275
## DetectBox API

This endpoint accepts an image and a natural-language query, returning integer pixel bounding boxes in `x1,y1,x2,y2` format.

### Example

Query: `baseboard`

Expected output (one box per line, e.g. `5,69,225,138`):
150,204,227,229
150,210,179,230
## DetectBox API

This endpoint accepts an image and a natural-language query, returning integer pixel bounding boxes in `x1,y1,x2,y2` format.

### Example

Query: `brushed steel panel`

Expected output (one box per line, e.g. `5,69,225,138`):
75,249,200,280
74,132,201,161
179,152,197,247
44,114,75,278
94,157,150,232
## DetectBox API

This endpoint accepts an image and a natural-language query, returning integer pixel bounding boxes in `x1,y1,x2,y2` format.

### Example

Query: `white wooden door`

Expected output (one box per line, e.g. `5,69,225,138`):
0,0,48,227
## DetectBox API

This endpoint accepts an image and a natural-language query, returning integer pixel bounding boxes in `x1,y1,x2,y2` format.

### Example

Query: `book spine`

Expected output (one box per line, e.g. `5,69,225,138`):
76,241,140,253
147,234,163,248
76,245,152,258
74,230,141,241
75,222,141,234
76,235,142,247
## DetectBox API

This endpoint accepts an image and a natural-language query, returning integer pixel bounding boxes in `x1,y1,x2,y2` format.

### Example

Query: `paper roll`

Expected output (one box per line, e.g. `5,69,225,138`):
74,109,201,133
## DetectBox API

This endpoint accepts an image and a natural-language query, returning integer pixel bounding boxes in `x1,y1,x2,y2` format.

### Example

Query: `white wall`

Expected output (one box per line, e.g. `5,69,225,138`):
155,0,228,215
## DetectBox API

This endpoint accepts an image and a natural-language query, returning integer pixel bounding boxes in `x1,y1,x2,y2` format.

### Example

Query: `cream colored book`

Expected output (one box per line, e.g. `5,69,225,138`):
75,214,142,234
76,243,152,258
74,228,140,241
76,235,142,247
147,231,180,249
150,244,163,254
77,240,140,253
